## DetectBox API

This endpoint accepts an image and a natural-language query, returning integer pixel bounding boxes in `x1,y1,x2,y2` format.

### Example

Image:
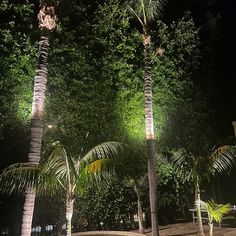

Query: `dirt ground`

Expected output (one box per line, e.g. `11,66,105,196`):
144,222,236,236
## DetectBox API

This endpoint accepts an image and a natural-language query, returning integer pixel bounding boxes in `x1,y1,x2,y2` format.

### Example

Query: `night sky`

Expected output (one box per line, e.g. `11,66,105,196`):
166,0,236,138
214,0,236,137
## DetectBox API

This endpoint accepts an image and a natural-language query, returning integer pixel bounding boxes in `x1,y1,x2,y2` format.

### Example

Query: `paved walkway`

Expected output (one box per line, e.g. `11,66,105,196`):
72,231,145,236
223,230,236,236
71,223,236,236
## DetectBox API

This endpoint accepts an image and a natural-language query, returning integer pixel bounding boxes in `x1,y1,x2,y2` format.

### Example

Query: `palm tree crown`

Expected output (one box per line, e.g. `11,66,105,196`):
172,145,236,183
129,0,164,34
0,141,123,236
172,145,236,236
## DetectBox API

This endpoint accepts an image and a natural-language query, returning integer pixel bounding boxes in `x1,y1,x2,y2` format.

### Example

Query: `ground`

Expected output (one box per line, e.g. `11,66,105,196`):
144,222,236,236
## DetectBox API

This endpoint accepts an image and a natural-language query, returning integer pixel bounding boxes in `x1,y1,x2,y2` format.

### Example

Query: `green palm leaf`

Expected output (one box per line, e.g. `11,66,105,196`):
172,145,236,184
210,145,236,175
172,148,195,181
81,141,123,164
85,159,114,173
128,0,166,35
36,172,61,196
0,163,40,194
129,0,165,22
201,199,231,223
41,143,78,189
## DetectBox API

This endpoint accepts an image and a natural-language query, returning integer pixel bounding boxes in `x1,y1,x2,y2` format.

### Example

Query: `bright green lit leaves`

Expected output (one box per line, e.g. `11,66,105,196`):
116,90,145,142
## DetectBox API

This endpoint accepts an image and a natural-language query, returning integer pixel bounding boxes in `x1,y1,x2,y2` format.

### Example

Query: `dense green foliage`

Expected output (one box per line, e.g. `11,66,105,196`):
0,2,36,233
0,0,35,132
0,0,234,233
77,180,137,231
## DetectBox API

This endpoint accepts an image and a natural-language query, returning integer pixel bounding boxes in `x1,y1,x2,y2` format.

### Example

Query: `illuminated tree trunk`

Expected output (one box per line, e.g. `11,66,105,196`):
21,30,50,236
21,188,37,236
143,34,159,236
232,121,236,137
21,2,57,235
65,193,74,236
195,181,205,236
209,223,213,236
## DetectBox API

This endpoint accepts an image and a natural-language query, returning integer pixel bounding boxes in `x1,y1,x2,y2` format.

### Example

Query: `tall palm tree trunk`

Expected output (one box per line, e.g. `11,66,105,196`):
143,34,159,236
21,29,50,236
21,188,36,236
20,2,57,234
195,182,205,236
65,194,74,236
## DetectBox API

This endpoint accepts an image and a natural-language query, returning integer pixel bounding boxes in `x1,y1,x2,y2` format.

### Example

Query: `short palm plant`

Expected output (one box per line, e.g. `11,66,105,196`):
201,199,231,236
0,141,123,236
172,145,236,236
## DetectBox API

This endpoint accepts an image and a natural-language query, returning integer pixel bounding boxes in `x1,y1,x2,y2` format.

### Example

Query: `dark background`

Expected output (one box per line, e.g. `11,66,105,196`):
165,0,236,138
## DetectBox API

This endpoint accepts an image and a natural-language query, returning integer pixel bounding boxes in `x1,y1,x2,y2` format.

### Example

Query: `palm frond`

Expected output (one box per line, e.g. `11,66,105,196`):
128,5,145,29
171,148,195,181
128,0,166,23
145,0,159,20
0,141,123,200
136,173,148,187
85,159,114,174
201,199,231,223
0,163,40,195
81,141,123,164
124,174,148,197
211,145,236,175
36,173,62,196
172,148,192,164
42,143,77,188
0,162,62,196
79,159,115,183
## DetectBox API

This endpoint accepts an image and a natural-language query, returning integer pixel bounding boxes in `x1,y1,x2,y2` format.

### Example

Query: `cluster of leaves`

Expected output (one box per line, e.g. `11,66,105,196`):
0,0,36,136
76,180,137,231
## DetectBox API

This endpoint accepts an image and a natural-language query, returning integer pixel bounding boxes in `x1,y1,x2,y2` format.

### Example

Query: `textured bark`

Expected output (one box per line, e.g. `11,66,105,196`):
20,30,50,236
144,36,154,141
143,35,159,236
56,222,63,236
147,140,159,236
31,33,49,122
21,188,36,236
65,193,74,236
232,121,236,137
134,186,144,234
209,223,213,236
195,182,205,236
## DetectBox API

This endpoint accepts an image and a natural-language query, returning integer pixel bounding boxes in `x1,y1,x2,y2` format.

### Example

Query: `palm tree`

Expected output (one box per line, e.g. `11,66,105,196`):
128,1,165,235
200,199,231,236
0,141,122,236
125,175,147,234
22,1,58,235
172,145,236,236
